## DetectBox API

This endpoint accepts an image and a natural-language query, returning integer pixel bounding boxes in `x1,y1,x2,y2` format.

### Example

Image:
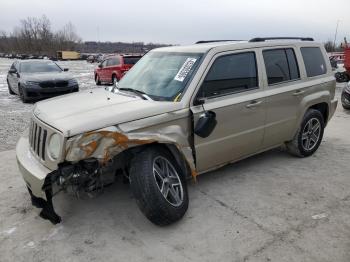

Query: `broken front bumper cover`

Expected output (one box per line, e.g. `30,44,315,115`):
16,136,61,224
17,136,104,224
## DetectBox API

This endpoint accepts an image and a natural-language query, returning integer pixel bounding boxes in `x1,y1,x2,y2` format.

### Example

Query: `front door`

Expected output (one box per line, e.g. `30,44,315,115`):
191,50,266,173
99,60,108,82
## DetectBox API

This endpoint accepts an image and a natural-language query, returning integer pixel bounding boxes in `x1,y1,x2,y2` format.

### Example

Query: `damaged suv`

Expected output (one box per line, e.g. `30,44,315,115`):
17,37,337,225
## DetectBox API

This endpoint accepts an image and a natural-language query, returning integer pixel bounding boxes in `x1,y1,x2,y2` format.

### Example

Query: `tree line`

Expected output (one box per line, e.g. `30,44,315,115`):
0,15,81,56
0,16,169,57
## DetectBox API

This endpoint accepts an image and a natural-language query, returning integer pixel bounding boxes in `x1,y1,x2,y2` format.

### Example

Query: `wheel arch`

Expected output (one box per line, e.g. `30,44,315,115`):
126,143,193,180
308,102,329,125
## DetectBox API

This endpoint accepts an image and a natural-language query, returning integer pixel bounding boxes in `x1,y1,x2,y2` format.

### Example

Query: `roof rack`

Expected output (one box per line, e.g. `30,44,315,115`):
249,37,314,42
195,40,244,44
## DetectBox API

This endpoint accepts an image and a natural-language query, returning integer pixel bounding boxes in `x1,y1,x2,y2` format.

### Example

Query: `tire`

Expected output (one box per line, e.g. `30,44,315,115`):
7,79,15,95
286,109,325,157
341,91,350,110
335,72,348,83
129,146,189,226
112,74,118,85
95,74,101,85
18,85,29,103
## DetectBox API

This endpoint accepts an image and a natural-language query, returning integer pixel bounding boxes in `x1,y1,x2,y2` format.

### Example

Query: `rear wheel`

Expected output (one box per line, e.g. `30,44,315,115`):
95,74,101,85
112,74,118,85
129,146,189,226
286,109,324,157
7,79,15,95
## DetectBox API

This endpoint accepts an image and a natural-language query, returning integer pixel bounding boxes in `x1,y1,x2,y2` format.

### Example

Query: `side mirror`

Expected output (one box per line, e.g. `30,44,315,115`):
194,97,205,106
194,111,217,138
8,68,17,74
63,68,69,72
98,64,103,68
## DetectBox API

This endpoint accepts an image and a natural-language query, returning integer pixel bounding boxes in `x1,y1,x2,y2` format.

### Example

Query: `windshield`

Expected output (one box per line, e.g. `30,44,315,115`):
20,61,62,73
115,51,203,101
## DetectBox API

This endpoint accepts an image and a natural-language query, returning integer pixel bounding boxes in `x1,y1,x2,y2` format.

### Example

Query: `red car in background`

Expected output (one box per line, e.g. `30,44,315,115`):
94,54,142,85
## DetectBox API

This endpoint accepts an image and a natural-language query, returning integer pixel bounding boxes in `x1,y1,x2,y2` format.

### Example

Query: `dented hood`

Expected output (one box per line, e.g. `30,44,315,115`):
33,88,183,136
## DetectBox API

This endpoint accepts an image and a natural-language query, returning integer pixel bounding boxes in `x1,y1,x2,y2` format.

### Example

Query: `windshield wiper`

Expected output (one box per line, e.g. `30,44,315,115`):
118,87,151,100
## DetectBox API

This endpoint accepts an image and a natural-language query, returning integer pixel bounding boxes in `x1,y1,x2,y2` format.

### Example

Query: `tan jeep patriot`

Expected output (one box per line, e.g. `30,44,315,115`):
16,37,338,225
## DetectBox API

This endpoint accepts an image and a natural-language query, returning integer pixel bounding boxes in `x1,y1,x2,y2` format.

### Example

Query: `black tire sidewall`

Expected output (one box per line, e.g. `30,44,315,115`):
297,110,324,157
95,74,101,85
130,146,189,226
7,79,15,94
112,75,117,84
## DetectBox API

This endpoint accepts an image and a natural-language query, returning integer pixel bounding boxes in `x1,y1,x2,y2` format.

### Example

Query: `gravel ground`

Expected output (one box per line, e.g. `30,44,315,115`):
0,58,349,261
0,58,96,151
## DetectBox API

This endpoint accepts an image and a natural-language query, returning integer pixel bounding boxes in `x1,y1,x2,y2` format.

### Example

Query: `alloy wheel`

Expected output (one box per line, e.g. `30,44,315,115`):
301,117,321,151
153,156,184,207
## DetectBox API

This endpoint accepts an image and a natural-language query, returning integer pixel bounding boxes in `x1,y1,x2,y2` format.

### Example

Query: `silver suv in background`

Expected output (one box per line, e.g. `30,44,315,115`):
16,37,337,225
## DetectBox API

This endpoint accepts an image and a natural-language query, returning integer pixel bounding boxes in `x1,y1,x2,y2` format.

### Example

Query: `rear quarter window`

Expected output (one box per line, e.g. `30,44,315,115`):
301,47,327,77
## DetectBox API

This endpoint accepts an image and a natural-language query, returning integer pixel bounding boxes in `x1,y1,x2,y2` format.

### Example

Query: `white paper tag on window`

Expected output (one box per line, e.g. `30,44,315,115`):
174,58,197,82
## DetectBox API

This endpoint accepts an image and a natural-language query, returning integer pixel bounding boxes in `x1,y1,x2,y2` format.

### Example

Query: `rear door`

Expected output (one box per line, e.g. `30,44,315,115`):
191,50,266,172
260,47,304,148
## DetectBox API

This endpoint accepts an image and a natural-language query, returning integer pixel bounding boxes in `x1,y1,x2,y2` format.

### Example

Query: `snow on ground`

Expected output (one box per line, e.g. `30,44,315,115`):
0,58,97,151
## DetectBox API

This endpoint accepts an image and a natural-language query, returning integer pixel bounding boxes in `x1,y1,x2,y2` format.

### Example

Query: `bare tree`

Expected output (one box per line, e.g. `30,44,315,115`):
0,15,81,56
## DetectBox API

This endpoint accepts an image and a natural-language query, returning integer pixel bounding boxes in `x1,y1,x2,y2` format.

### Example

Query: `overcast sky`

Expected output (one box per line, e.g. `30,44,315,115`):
1,0,349,45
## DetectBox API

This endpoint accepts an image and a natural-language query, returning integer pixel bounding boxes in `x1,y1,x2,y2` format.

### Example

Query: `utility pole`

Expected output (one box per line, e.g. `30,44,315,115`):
333,20,340,52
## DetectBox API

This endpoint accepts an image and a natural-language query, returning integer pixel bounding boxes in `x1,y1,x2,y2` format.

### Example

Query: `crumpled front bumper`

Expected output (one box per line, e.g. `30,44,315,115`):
16,135,61,224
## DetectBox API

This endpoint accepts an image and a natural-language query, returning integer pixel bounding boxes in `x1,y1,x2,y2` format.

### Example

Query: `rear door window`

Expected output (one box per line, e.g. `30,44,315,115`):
300,47,327,77
123,57,141,65
263,48,300,85
201,52,258,98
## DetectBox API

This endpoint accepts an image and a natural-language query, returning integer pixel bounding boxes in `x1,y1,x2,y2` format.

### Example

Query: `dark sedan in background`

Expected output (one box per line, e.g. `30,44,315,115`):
7,60,79,102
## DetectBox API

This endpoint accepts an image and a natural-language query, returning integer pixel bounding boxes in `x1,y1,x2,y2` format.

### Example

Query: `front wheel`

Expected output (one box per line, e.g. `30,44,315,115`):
286,109,324,157
7,79,15,95
112,75,118,85
129,146,189,226
18,85,29,103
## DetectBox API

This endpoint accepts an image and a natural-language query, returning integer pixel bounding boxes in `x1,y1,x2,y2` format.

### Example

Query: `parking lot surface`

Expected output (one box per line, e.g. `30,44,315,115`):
0,59,349,262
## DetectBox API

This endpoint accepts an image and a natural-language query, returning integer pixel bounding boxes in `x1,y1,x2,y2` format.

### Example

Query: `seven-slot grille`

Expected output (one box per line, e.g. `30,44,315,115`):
29,118,48,161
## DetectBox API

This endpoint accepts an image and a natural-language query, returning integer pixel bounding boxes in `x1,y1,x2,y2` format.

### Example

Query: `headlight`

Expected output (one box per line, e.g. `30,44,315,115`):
48,133,61,159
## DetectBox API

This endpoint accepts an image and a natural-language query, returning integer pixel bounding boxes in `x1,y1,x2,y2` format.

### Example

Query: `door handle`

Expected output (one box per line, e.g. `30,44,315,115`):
246,100,263,108
293,90,305,96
